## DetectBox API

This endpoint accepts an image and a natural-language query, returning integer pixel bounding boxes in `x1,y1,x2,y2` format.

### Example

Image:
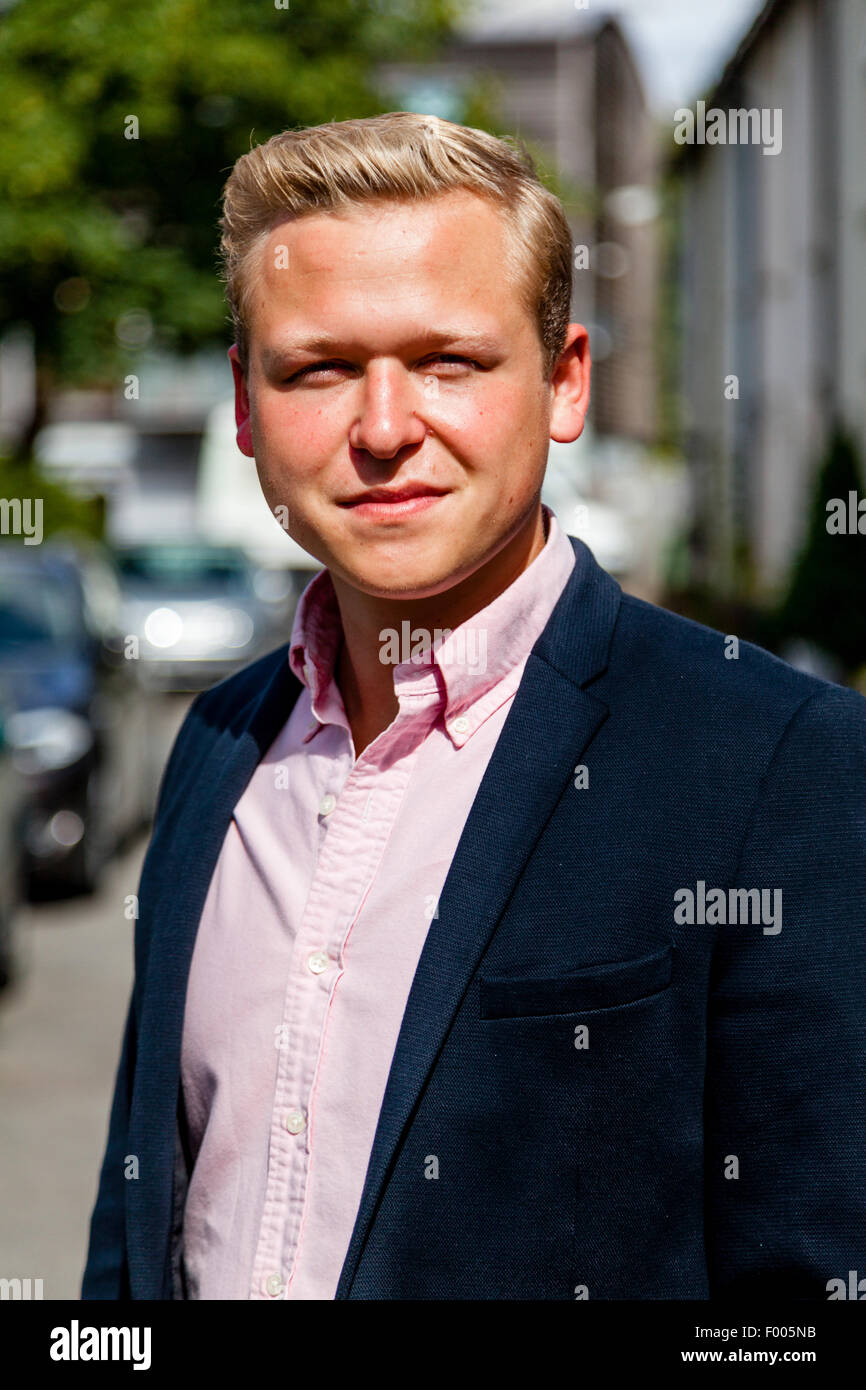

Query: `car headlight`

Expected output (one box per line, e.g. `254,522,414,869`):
183,605,254,650
143,606,183,649
219,607,255,649
6,707,94,774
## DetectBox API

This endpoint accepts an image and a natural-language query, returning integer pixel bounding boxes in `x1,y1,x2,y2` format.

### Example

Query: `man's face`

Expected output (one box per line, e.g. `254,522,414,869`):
232,189,588,600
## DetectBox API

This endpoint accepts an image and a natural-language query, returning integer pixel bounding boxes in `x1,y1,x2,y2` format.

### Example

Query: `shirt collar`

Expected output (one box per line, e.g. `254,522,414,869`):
288,503,575,746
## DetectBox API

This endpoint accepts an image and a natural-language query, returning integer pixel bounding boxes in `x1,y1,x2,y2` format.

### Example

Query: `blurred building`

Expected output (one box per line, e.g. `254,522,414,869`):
377,1,659,442
29,353,222,547
677,0,866,597
29,353,315,570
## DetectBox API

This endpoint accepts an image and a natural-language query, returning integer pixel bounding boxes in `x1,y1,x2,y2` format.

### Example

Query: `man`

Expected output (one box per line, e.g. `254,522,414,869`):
82,112,866,1300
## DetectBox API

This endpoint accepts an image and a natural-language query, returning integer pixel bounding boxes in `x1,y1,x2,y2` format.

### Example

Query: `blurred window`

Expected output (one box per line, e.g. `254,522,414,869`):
116,545,253,595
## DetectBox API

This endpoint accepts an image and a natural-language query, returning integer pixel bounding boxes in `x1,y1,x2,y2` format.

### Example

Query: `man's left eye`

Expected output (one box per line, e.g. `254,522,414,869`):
424,355,479,369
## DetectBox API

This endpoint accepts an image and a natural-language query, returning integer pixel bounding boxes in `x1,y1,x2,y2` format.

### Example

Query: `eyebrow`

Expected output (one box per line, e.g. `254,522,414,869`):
260,328,504,371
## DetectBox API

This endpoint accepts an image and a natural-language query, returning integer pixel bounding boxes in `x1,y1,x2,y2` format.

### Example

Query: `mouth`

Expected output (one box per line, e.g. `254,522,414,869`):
337,486,450,520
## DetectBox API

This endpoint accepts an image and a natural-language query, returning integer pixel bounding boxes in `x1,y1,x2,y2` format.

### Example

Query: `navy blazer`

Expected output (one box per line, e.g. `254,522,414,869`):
82,537,866,1299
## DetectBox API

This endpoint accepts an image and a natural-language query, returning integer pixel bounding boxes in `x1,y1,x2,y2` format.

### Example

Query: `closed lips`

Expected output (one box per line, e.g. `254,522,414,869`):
339,487,449,505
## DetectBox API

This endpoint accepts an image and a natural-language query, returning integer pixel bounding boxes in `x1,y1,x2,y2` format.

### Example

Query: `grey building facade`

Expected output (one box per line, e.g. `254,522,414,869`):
678,0,866,596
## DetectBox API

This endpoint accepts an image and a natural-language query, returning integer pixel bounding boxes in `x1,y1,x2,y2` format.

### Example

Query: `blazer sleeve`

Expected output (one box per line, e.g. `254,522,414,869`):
80,692,204,1300
704,683,866,1297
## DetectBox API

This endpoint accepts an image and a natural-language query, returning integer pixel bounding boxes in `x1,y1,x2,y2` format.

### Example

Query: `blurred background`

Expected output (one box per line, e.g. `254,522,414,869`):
1,0,864,1297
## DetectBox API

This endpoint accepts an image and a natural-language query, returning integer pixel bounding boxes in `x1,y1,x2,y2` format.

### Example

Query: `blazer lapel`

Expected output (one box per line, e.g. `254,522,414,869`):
336,539,622,1297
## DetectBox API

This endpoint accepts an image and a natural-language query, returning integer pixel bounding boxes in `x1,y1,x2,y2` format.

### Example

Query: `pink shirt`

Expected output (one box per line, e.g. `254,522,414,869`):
179,504,575,1299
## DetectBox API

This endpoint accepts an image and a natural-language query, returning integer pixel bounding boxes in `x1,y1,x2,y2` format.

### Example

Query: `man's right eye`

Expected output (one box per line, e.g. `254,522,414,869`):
284,360,347,383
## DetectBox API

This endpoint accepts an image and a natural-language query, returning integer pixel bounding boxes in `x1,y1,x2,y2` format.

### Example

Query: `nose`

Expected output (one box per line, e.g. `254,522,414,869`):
349,360,428,460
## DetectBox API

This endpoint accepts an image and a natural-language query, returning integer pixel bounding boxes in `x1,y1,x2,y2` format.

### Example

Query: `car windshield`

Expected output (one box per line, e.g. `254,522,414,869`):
0,560,83,648
116,546,251,596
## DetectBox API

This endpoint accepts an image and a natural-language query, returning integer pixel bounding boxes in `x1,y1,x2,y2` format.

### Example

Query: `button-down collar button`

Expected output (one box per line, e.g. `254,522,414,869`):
284,1109,306,1134
307,950,329,975
318,793,336,816
263,1273,284,1297
451,715,470,735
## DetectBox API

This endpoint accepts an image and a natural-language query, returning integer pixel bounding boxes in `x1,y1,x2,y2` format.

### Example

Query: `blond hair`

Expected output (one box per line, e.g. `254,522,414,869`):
219,111,573,378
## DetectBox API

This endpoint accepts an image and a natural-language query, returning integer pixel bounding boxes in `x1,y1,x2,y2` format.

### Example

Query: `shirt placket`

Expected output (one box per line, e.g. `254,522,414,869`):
249,686,436,1300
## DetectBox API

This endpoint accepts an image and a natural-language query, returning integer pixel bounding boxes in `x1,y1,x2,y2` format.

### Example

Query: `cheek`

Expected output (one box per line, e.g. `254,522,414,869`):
450,378,539,425
435,379,543,443
254,396,338,476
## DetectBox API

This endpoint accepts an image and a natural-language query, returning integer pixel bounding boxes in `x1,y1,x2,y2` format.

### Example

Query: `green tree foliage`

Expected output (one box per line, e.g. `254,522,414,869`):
773,428,866,674
0,0,459,452
0,454,104,539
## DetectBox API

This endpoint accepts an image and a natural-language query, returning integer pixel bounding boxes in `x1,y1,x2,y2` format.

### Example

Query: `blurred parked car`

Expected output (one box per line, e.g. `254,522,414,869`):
0,542,151,895
115,542,287,691
0,694,25,989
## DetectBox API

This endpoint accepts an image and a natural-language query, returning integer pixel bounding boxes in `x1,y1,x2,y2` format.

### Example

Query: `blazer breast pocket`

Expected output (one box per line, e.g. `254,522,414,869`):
478,942,674,1020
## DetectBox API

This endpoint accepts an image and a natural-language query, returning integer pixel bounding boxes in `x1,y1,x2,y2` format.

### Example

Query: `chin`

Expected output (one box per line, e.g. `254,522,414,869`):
344,561,467,600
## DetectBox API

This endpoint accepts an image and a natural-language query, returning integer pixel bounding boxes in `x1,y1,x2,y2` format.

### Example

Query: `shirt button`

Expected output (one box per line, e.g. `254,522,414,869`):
452,716,470,734
284,1109,306,1134
319,793,336,816
263,1273,284,1297
307,950,329,974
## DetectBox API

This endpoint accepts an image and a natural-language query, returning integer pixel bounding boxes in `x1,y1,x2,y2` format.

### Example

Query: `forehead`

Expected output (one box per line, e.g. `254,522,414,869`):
245,190,527,342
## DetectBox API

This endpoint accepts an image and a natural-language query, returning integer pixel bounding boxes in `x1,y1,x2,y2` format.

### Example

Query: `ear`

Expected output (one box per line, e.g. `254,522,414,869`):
549,324,591,444
229,345,255,458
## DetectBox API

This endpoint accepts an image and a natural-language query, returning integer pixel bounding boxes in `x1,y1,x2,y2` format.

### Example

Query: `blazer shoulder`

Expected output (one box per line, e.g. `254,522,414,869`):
613,591,862,726
185,642,294,735
150,643,295,821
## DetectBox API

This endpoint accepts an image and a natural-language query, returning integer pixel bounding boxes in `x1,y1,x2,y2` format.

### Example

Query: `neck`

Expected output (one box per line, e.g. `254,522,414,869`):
332,504,547,757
